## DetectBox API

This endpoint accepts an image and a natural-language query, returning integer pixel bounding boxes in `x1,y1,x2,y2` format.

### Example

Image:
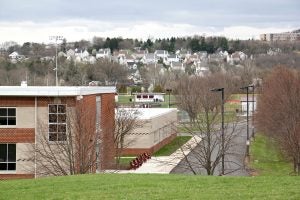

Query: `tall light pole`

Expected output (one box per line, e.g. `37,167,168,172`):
211,87,225,175
240,86,250,157
249,85,255,139
166,89,172,108
49,36,63,86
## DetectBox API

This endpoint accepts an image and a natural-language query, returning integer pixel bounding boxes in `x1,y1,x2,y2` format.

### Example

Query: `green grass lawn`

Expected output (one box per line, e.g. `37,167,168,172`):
250,133,293,176
153,136,192,156
117,95,133,104
1,174,300,199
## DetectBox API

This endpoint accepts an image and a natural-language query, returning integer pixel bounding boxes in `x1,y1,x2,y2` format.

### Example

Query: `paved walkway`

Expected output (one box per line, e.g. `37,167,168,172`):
106,135,202,174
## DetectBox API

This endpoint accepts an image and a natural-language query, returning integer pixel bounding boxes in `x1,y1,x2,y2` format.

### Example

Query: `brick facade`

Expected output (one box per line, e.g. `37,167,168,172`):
0,90,116,178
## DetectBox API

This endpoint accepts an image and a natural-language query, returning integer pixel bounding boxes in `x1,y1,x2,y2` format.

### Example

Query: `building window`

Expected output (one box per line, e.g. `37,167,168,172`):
48,104,67,141
0,144,16,171
0,108,16,126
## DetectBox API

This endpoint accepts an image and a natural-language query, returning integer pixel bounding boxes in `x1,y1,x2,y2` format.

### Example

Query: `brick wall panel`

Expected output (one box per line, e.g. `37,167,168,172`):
100,93,115,169
0,174,34,180
0,128,35,143
0,97,35,107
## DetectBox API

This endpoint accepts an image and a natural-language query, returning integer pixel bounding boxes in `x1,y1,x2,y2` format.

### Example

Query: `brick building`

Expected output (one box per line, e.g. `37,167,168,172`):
0,86,116,179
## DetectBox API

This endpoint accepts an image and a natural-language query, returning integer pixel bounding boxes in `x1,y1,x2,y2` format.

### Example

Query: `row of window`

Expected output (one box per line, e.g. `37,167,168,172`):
0,105,67,141
136,95,154,99
0,105,66,172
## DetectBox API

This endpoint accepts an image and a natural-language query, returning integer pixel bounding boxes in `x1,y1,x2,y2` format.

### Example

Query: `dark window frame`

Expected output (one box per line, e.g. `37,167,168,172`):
0,144,16,171
48,104,67,142
0,107,16,126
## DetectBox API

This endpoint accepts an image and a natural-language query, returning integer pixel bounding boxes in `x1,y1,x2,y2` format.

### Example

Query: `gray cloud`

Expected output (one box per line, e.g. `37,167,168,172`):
0,0,299,43
0,0,299,27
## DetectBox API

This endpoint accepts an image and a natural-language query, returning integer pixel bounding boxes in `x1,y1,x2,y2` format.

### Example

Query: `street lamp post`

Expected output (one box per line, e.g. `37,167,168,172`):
240,86,250,157
250,85,255,139
166,89,172,108
211,87,225,175
49,36,63,86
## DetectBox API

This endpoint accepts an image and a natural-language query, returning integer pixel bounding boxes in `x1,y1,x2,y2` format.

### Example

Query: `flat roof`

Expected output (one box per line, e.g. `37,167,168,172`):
0,86,116,97
116,108,177,120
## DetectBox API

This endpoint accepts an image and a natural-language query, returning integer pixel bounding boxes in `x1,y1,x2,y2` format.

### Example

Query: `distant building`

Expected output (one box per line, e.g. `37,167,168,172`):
133,93,165,103
240,96,257,116
260,32,300,42
155,50,169,59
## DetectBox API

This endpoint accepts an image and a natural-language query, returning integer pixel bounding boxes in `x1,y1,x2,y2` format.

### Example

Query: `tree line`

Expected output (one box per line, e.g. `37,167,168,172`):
2,36,300,57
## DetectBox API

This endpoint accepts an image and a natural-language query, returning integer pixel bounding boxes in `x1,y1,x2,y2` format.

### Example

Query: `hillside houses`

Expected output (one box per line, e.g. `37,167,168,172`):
6,45,250,79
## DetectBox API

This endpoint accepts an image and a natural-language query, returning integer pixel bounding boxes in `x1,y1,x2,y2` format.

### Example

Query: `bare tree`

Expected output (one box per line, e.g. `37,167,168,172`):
174,73,243,175
114,108,142,169
256,66,300,175
30,99,99,176
86,60,129,85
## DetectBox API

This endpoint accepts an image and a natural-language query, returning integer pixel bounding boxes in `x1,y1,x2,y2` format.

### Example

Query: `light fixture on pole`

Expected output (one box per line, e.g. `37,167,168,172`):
240,85,250,157
166,89,172,108
49,36,63,86
211,87,225,175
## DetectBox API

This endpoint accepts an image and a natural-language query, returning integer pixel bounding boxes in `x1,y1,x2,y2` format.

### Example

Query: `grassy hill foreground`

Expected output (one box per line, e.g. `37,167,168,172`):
0,174,300,199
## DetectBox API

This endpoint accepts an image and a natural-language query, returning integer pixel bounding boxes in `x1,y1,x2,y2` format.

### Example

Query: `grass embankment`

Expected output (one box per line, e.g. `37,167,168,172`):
1,174,300,199
250,133,292,176
119,136,192,167
153,136,192,156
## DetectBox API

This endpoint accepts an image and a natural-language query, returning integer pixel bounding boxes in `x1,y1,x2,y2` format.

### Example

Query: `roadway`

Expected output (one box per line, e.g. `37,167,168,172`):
171,121,250,176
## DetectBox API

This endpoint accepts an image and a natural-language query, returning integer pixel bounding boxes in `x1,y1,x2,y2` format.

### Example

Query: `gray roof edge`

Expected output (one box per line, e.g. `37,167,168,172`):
0,86,116,97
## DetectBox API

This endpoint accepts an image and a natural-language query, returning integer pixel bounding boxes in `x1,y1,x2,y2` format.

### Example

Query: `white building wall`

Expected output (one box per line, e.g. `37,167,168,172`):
16,143,34,174
124,109,177,149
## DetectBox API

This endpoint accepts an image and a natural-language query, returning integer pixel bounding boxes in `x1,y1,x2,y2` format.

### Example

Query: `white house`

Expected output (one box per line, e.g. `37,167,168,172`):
155,50,169,59
166,54,180,64
96,48,111,59
9,51,19,59
142,53,158,64
8,51,24,63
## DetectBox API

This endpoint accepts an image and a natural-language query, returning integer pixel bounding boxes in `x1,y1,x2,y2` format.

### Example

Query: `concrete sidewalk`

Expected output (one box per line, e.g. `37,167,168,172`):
107,135,201,174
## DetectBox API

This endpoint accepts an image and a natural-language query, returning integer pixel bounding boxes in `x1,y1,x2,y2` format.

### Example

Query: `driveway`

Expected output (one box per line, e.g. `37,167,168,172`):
171,121,250,176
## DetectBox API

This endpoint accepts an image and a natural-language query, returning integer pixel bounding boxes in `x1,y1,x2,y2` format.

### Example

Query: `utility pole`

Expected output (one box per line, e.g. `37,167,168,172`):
49,36,63,86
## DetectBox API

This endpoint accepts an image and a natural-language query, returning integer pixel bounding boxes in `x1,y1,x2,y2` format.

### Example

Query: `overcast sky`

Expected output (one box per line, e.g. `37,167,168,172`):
0,0,299,44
